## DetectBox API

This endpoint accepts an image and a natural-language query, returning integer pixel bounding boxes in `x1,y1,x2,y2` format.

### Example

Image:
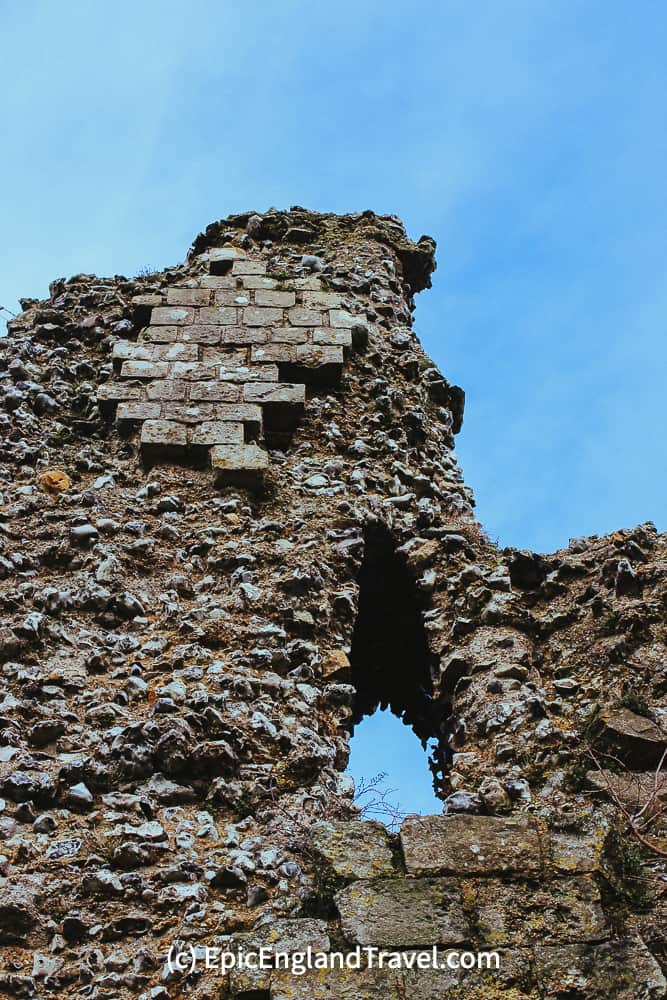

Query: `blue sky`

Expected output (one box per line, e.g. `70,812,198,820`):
2,1,665,815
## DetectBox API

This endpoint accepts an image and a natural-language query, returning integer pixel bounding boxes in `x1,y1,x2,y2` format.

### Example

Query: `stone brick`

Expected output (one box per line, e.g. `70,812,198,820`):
295,345,344,367
190,421,244,446
177,325,221,345
311,820,395,879
171,362,219,380
329,308,359,328
313,327,352,347
534,939,666,999
112,340,148,362
468,876,606,946
243,306,283,326
232,259,267,275
150,306,195,325
219,364,279,383
243,383,305,404
213,289,250,306
218,327,268,345
120,360,170,380
166,287,211,306
400,814,543,877
140,419,187,448
199,275,236,289
250,344,297,363
336,878,468,948
241,275,277,289
212,403,262,426
288,307,322,326
97,383,144,403
131,293,163,308
255,289,296,307
197,306,238,326
161,403,217,424
210,443,268,473
115,401,162,422
145,380,188,401
143,325,178,343
151,342,199,362
200,347,248,366
302,290,342,308
269,328,309,344
188,383,240,403
207,247,239,262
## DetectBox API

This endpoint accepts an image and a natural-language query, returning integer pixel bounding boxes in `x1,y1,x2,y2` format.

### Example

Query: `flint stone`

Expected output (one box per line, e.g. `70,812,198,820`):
400,814,543,876
311,820,395,879
336,877,468,948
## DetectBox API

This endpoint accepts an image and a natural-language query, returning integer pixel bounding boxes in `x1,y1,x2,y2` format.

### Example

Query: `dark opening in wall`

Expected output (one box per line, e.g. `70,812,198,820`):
349,521,448,797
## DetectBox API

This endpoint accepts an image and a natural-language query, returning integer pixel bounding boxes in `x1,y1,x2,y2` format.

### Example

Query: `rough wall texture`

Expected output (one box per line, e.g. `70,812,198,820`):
0,208,665,999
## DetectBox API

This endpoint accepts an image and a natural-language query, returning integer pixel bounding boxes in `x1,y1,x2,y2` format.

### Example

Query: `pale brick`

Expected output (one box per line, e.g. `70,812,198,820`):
198,306,238,325
143,325,178,343
269,328,309,344
120,360,170,379
166,287,211,306
400,815,543,877
312,327,352,347
97,383,144,403
131,293,163,308
150,306,195,325
116,401,161,422
140,419,187,447
243,306,282,326
190,421,244,446
188,383,240,403
329,308,359,328
145,380,188,401
232,260,267,275
244,383,305,404
219,363,279,383
288,307,322,327
151,342,198,362
296,345,344,366
250,344,296,363
171,362,219,380
213,403,262,425
199,275,236,289
218,327,268,345
241,275,277,289
112,340,148,362
177,325,221,345
201,347,247,366
214,289,251,306
161,403,216,424
207,247,239,261
294,276,325,289
302,290,341,308
254,289,296,307
210,442,268,471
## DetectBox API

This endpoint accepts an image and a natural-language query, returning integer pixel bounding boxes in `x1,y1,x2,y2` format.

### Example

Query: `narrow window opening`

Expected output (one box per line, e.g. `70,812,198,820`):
346,522,447,822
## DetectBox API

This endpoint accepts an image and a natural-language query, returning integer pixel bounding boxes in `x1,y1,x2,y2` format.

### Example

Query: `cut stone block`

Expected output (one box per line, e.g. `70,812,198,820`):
218,327,268,344
143,325,178,343
116,401,161,423
400,814,543,877
190,421,244,446
313,327,352,347
255,289,296,307
151,342,198,362
177,325,222,345
311,820,395,879
212,403,262,425
120,360,170,380
244,382,305,404
131,293,163,308
207,247,239,261
198,306,238,325
241,275,277,289
200,348,248,366
243,306,283,326
295,345,344,367
188,383,240,403
251,344,297,363
145,380,188,401
112,340,148,362
329,308,358,328
97,383,144,404
150,306,195,325
140,419,187,449
534,939,666,1000
232,259,266,275
288,307,322,326
302,290,342,308
211,443,268,487
214,289,250,306
161,404,217,424
218,364,279,383
166,287,211,306
171,362,220,380
336,878,468,948
200,275,236,289
269,328,309,344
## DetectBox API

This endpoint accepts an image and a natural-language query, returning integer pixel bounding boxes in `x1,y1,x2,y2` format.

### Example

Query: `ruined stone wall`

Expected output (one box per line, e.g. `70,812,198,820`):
0,209,665,999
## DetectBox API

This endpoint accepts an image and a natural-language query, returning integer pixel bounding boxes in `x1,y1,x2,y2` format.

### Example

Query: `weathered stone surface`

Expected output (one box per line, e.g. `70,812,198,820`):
401,815,543,876
190,421,243,446
534,938,666,999
336,878,468,947
140,419,187,448
311,819,395,879
593,708,667,766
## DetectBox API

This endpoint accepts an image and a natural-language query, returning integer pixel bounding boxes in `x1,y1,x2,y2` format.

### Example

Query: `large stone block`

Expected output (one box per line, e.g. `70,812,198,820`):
243,306,283,326
313,327,353,347
177,324,222,345
269,327,310,344
171,362,220,380
218,326,268,344
296,345,344,367
198,306,238,325
244,382,305,404
190,421,243,446
211,443,268,486
467,876,607,946
255,289,296,307
302,290,342,308
310,820,396,879
145,380,188,401
534,938,666,999
188,382,240,403
336,878,468,948
116,401,161,423
329,308,358,328
143,324,178,343
150,306,195,325
120,360,170,380
140,419,187,448
400,814,543,877
166,287,211,306
251,344,297,363
151,342,199,362
97,383,144,404
161,403,217,424
218,363,279,382
232,259,267,275
289,306,323,326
